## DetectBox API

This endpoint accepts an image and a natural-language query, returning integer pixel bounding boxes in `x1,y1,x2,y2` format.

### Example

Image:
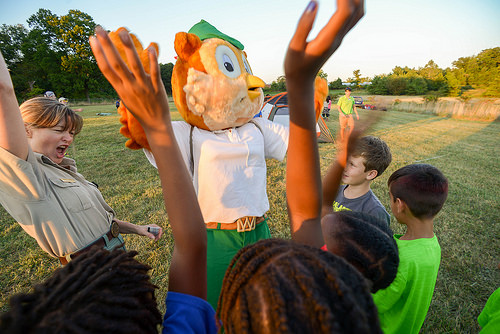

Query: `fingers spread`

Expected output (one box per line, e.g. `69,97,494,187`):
118,29,147,82
90,34,122,88
147,45,162,93
289,0,318,51
94,26,134,85
310,0,364,56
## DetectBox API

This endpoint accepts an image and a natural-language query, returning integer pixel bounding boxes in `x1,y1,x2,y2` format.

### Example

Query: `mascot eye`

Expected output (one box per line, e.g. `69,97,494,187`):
243,57,252,74
215,45,242,79
223,55,234,72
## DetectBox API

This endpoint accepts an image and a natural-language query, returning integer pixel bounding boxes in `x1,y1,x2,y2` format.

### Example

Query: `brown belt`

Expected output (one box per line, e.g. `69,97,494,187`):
58,221,121,265
205,216,266,232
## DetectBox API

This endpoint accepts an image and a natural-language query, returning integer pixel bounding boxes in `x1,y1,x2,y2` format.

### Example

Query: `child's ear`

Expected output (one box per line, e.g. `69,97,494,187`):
25,124,32,138
395,198,409,214
366,169,378,181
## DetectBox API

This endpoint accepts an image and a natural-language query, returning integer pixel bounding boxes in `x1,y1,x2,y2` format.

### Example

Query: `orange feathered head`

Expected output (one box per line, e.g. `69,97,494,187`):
172,20,265,131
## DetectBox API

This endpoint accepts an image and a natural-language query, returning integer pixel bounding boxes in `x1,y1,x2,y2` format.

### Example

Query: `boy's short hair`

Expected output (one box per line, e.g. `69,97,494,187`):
351,136,392,178
388,164,448,219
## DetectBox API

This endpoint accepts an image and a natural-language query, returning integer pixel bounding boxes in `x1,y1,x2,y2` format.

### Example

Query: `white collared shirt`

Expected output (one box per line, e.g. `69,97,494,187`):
145,118,288,223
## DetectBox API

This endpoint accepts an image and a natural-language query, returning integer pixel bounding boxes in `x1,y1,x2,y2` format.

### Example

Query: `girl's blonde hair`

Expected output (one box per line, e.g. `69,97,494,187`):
20,97,83,135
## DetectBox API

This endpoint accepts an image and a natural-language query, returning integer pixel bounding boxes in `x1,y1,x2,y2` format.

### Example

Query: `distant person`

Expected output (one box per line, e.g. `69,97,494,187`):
324,135,392,225
0,52,162,265
337,87,359,140
44,91,56,100
322,95,332,118
59,96,83,112
372,164,449,334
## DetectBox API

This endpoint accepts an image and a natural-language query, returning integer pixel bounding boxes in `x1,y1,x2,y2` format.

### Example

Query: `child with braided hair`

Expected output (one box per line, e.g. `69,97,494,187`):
321,211,399,292
218,238,380,333
218,1,382,333
0,248,162,333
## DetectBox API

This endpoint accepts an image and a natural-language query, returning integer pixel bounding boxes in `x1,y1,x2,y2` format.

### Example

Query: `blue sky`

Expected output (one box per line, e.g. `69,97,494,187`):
1,0,499,83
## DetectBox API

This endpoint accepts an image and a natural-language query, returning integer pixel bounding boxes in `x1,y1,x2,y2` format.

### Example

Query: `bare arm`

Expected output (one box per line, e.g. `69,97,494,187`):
354,105,359,119
284,0,364,247
90,27,206,299
113,218,163,241
321,142,347,217
0,52,29,160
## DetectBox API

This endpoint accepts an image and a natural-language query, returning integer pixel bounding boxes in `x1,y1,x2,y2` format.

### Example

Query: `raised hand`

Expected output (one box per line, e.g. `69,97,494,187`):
0,52,29,160
91,27,207,299
89,27,170,134
285,0,365,247
285,0,364,82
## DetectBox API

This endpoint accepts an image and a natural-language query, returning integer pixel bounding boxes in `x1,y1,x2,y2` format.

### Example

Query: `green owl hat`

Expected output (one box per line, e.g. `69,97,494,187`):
188,19,244,50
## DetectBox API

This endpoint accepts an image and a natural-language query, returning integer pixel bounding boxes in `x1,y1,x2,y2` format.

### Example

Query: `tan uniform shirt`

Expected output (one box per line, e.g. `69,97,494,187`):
0,147,115,257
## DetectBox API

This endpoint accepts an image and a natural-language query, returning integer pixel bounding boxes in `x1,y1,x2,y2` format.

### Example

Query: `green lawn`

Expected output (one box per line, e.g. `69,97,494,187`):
0,104,498,333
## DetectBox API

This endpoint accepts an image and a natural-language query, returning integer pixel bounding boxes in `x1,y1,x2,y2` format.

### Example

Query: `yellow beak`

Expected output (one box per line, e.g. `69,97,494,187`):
246,75,266,101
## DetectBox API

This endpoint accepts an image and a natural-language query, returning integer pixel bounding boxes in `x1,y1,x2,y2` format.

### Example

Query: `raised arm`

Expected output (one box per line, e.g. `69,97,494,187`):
285,0,364,247
0,52,29,160
321,139,348,217
90,27,206,299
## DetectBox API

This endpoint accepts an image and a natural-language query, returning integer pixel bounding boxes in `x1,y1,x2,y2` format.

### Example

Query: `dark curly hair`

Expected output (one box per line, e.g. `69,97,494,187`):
217,238,382,334
0,247,162,334
322,211,399,292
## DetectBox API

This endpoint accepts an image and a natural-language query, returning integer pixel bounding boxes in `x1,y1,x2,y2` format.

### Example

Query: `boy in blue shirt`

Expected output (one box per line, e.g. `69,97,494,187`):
331,135,392,225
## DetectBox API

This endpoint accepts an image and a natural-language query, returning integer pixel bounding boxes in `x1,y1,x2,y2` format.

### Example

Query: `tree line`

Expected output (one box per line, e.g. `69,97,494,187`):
0,9,174,102
366,50,500,98
1,9,498,102
269,49,499,98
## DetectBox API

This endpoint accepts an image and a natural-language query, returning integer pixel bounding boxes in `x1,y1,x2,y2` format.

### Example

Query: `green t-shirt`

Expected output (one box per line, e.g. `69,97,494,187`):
372,234,441,334
478,287,500,333
337,95,355,115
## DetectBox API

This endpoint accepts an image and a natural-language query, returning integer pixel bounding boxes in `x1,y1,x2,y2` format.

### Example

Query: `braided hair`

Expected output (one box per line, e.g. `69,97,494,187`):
217,239,382,334
0,247,162,334
322,211,399,292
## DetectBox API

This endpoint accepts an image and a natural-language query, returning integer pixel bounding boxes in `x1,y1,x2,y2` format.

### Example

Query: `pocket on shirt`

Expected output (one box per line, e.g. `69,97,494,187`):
48,178,94,212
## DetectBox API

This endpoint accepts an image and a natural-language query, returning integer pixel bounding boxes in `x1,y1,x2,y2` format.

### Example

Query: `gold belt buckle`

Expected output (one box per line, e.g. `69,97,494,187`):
237,216,256,232
110,221,120,238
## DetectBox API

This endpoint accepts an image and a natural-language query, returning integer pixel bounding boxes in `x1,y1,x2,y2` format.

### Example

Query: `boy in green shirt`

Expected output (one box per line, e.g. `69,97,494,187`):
372,164,448,334
337,87,359,140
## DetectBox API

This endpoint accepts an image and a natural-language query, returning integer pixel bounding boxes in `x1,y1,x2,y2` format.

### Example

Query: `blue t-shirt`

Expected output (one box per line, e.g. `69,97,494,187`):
334,185,391,225
163,292,217,334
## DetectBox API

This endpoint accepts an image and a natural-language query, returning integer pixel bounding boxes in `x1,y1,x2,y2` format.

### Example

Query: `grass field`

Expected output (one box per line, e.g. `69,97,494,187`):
0,103,498,332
